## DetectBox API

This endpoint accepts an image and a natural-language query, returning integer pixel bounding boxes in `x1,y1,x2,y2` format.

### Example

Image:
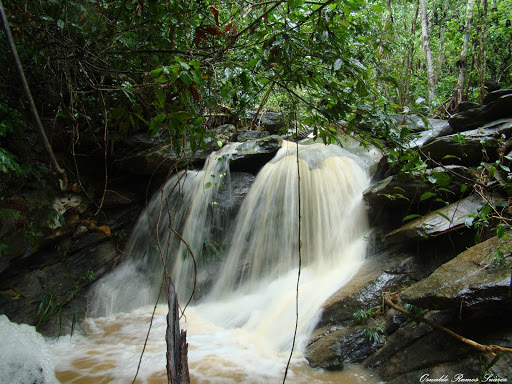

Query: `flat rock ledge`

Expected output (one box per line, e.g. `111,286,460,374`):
401,234,512,310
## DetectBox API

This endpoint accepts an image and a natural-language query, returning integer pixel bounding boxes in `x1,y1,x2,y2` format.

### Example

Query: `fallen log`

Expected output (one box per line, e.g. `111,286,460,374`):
166,277,190,384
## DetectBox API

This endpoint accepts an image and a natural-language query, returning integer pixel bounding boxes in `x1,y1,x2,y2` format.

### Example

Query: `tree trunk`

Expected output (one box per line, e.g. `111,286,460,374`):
478,0,488,103
419,0,435,107
435,25,445,84
401,1,420,107
453,0,475,107
166,277,190,384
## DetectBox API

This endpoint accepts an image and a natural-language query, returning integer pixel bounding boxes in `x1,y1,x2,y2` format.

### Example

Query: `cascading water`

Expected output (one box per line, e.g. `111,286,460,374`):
50,140,381,384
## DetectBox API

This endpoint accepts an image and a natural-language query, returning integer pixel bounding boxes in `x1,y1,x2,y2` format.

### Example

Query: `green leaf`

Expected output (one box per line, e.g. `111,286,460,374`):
179,61,191,70
287,0,304,11
434,211,451,222
217,140,223,148
149,113,166,135
205,182,212,189
403,214,421,222
420,192,436,201
179,71,194,87
427,172,450,186
372,4,384,13
247,58,259,70
497,226,505,238
437,188,455,195
150,67,164,78
442,154,461,160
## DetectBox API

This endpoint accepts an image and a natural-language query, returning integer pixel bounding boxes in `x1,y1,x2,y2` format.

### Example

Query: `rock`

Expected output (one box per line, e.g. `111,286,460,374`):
449,94,512,131
393,114,428,132
421,118,512,166
237,130,270,142
483,89,512,105
117,124,238,175
454,101,480,113
314,247,435,330
363,165,476,228
364,310,454,369
305,327,348,370
408,119,454,149
400,234,512,310
376,328,474,381
230,135,283,173
305,327,381,370
248,111,286,134
385,356,482,384
214,172,256,221
384,194,483,244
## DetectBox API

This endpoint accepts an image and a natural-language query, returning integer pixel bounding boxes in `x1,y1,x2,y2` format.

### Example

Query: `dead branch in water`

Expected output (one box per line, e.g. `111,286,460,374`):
166,277,190,384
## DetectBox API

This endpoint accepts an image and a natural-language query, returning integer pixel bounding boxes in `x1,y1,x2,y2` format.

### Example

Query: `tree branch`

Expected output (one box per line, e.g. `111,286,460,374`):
384,294,512,357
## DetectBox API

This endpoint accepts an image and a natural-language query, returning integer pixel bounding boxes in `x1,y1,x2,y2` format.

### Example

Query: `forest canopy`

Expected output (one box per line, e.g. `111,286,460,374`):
1,0,511,193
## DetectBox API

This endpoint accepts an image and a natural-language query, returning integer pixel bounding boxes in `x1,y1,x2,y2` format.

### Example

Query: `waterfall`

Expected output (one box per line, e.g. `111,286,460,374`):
51,140,376,384
90,144,241,314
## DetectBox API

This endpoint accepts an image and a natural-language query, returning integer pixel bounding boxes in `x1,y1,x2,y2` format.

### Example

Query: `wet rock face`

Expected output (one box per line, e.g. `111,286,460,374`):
311,110,512,382
229,135,283,173
401,235,512,310
306,327,381,370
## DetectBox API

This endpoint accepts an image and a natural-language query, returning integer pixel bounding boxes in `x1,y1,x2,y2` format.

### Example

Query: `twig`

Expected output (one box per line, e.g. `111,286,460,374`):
131,275,165,384
383,294,512,357
283,118,302,383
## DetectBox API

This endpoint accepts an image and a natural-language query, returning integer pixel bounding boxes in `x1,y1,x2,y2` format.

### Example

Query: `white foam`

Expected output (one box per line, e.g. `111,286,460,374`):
0,315,59,384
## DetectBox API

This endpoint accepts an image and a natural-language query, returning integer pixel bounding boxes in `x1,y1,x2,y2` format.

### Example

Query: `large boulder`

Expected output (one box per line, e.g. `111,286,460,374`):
401,234,512,310
236,129,270,142
248,111,286,134
393,114,428,132
363,165,476,228
421,118,512,166
306,327,381,370
384,194,483,244
229,135,283,173
449,94,512,131
482,88,512,105
117,124,238,175
408,119,453,149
